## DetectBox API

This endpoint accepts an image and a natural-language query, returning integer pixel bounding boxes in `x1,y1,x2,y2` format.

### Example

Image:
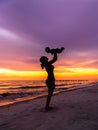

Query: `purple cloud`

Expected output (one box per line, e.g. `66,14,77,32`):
0,0,98,70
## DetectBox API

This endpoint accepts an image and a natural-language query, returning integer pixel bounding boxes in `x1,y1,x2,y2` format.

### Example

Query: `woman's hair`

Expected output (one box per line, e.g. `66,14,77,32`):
40,56,48,69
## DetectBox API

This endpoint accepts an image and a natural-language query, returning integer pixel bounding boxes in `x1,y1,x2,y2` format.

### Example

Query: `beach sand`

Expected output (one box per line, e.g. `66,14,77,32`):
0,84,98,130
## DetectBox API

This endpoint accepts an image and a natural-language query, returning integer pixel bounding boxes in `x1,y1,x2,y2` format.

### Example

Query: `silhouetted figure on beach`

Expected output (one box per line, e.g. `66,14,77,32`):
40,47,64,110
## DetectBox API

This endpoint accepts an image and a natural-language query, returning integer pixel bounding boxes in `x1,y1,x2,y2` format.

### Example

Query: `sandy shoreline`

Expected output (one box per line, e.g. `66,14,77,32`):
0,84,98,130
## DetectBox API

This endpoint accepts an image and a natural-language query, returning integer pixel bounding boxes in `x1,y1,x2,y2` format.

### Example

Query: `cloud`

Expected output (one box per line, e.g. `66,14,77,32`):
0,0,98,48
0,0,98,70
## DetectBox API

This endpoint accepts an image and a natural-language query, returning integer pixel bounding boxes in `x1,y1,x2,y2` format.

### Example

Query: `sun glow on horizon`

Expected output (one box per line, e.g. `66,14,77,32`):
65,68,98,73
0,68,46,80
0,67,98,80
0,68,14,73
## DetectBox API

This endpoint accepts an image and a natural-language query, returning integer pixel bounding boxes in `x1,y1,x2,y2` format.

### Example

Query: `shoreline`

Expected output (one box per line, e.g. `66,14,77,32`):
0,84,98,130
0,82,96,108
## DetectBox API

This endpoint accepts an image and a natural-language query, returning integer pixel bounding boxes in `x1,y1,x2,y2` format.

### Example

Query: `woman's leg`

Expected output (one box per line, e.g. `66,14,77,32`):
45,89,53,109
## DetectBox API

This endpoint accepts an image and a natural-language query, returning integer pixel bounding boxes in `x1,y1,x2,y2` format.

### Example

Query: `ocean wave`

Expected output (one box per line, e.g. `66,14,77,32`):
5,85,46,90
0,80,95,107
19,85,46,89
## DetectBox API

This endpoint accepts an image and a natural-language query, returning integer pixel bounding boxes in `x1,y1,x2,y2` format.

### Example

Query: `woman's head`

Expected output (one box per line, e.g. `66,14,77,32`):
40,56,48,63
40,56,48,69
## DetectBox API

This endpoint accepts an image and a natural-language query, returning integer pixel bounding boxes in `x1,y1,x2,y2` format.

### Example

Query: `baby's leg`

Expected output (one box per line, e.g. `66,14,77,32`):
55,47,64,53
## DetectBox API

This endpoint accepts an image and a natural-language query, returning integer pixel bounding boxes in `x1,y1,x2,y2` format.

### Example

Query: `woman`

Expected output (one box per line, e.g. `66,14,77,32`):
40,52,57,110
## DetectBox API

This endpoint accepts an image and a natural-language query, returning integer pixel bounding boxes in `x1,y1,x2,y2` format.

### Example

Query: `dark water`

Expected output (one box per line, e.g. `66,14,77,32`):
0,80,96,106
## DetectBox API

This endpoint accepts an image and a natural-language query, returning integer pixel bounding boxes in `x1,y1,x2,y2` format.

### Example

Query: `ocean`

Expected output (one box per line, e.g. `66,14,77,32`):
0,80,96,107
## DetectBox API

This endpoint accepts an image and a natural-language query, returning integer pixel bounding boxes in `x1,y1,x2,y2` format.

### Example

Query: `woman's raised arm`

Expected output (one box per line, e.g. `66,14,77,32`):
49,53,58,64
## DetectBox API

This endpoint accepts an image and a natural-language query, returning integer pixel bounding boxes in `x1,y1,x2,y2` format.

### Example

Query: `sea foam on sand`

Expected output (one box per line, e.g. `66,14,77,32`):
0,84,98,130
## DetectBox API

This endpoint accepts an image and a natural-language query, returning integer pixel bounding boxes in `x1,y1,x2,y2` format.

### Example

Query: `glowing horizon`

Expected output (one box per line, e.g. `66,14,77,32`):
0,67,98,81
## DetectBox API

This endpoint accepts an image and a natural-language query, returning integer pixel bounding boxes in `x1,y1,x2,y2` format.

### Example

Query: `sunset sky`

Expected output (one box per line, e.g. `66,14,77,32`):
0,0,98,80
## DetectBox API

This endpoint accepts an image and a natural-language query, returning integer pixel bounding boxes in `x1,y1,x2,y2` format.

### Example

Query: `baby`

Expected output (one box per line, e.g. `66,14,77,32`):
45,47,65,54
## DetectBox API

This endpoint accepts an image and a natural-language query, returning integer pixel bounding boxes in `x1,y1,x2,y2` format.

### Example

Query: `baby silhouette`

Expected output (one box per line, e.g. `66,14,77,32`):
45,47,65,54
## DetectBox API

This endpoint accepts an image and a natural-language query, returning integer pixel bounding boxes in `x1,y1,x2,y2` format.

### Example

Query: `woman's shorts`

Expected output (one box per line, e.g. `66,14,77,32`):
46,79,55,90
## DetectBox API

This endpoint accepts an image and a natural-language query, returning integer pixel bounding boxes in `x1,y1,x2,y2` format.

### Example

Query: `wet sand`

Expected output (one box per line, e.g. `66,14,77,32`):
0,84,98,130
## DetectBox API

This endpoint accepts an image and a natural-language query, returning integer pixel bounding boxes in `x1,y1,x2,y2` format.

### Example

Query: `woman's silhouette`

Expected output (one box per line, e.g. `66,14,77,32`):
40,52,58,110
